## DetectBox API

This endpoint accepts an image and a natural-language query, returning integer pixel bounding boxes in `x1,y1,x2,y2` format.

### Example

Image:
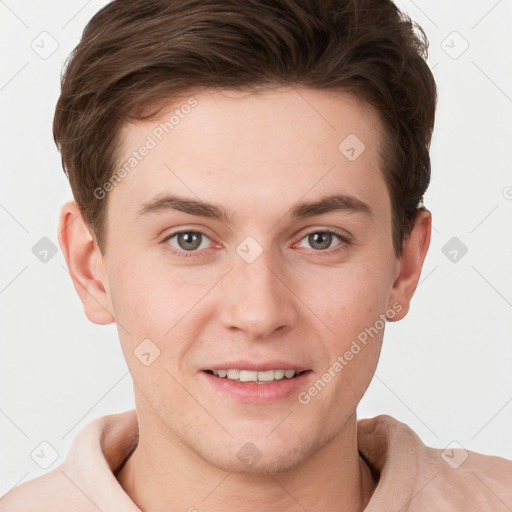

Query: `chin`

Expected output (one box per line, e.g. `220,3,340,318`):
197,426,337,475
205,444,312,475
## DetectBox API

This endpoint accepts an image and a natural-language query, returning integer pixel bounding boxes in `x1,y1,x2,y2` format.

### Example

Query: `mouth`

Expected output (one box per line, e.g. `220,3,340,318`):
204,368,311,384
200,361,313,403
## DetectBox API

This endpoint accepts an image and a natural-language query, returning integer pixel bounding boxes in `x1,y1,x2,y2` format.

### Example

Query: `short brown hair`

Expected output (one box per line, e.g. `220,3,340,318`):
54,0,437,256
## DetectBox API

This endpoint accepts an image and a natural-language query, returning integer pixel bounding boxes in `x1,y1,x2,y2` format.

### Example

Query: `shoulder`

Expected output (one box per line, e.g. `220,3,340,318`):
358,414,512,511
419,435,512,510
1,410,139,512
0,464,97,512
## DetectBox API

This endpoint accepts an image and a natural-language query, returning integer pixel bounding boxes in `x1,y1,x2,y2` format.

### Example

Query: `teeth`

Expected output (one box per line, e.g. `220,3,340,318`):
239,370,258,382
210,369,298,383
257,370,277,382
227,369,240,380
273,369,285,380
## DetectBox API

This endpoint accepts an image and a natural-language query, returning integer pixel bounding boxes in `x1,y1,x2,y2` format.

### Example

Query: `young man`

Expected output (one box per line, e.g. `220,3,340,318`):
2,0,511,510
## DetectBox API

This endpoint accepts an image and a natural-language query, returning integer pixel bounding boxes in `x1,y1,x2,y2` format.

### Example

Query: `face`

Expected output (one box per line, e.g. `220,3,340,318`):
98,87,402,473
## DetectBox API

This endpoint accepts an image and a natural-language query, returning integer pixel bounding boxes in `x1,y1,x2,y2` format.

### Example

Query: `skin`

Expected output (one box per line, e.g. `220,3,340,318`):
58,87,431,512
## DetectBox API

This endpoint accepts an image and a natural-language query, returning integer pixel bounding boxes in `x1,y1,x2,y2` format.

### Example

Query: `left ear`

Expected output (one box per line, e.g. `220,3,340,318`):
387,209,432,321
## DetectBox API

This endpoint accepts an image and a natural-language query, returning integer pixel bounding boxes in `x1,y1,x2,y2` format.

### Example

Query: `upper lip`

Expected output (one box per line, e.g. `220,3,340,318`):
203,360,310,372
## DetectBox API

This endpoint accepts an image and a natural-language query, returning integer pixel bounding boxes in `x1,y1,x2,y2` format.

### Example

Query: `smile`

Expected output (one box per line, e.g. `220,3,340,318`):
206,368,307,383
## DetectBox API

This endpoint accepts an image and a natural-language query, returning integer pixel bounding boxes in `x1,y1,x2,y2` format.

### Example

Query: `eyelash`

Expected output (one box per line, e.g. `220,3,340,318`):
162,228,350,258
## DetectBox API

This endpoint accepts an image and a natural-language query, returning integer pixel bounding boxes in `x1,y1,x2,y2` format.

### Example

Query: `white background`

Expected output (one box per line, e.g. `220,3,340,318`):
1,0,511,496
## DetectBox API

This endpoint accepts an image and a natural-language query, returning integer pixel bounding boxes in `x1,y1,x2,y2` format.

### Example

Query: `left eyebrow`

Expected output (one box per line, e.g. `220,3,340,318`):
136,192,373,223
290,194,373,219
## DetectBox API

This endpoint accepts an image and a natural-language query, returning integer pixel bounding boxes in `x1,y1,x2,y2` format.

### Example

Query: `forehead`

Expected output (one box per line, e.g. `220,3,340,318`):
112,87,387,220
121,86,381,157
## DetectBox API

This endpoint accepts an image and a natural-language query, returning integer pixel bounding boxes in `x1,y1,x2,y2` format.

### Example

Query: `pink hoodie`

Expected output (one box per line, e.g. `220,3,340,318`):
1,410,511,511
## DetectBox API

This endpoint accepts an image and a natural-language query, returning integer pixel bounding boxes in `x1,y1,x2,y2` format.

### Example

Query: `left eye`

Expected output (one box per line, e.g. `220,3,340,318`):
297,231,344,251
165,231,212,252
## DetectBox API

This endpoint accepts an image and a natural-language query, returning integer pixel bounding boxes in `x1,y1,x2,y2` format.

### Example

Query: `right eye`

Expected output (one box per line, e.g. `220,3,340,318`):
163,230,213,255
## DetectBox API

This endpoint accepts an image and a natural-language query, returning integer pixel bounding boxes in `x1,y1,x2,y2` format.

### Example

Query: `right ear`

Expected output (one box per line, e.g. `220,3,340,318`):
58,201,114,325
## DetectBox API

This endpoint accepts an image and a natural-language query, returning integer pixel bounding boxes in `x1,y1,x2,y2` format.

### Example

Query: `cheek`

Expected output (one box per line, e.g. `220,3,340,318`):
107,254,213,336
310,260,391,341
297,257,390,401
303,282,385,414
106,253,225,378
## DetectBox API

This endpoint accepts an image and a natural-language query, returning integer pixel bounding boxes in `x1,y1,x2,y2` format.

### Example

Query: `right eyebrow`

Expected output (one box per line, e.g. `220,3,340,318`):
137,194,232,224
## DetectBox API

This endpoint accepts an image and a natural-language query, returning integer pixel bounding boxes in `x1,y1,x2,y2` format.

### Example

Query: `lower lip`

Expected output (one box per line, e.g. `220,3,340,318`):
201,371,312,404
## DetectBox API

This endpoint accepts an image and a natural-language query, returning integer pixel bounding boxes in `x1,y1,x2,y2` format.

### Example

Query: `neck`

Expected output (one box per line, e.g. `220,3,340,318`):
116,406,376,512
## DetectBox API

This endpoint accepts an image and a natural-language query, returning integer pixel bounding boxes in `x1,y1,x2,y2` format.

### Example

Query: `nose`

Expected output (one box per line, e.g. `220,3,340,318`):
218,249,299,340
